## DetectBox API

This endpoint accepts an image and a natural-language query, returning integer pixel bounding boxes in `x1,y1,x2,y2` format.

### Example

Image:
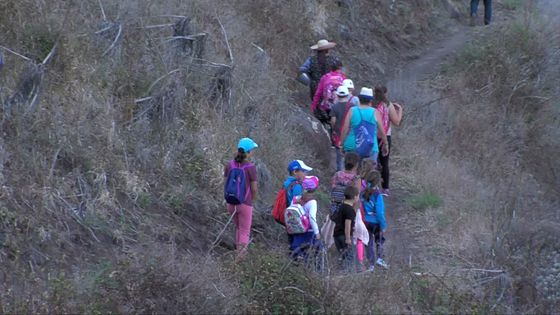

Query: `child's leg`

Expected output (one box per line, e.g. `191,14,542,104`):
374,224,385,260
227,204,240,245
377,229,386,259
235,204,253,256
356,239,364,262
366,223,376,267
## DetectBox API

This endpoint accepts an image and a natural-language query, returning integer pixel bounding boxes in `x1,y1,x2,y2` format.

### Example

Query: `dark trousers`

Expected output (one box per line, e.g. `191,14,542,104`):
290,231,314,260
334,234,355,271
471,0,492,25
365,222,385,267
377,135,392,189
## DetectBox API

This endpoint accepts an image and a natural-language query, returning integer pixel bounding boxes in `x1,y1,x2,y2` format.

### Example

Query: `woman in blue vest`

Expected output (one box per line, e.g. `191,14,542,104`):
339,87,389,162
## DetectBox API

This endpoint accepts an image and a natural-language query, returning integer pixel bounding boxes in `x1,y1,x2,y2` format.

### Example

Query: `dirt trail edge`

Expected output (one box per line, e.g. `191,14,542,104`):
382,21,474,267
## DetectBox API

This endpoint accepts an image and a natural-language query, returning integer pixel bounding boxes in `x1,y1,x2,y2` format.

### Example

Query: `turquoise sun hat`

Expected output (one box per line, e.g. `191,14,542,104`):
238,137,259,152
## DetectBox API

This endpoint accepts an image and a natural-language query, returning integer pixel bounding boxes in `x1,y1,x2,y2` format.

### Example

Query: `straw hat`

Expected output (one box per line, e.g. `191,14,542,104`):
310,39,336,50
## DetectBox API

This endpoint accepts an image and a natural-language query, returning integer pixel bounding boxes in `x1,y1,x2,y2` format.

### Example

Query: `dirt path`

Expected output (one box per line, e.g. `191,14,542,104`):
383,0,560,271
382,21,475,267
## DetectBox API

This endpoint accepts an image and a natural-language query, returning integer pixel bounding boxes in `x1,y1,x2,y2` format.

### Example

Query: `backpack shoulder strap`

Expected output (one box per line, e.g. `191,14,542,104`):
356,107,364,122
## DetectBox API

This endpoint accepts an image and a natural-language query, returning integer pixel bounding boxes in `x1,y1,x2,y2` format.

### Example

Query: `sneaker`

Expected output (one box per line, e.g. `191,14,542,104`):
376,258,389,269
381,189,390,197
367,265,375,272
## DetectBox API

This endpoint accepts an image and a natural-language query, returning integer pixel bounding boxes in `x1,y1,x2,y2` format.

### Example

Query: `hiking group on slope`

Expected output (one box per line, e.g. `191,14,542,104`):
223,38,404,272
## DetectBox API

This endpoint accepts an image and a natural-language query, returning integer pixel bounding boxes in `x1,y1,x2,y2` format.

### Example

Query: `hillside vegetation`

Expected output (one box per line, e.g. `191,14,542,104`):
1,0,558,313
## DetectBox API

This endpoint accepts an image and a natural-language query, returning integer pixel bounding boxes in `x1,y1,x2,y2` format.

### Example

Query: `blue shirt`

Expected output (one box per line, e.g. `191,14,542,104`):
299,57,312,73
363,192,386,230
283,176,303,205
343,107,379,155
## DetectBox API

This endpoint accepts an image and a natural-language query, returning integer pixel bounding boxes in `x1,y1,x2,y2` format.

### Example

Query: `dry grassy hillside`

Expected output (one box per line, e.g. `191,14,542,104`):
391,1,560,313
2,0,557,313
0,0,468,313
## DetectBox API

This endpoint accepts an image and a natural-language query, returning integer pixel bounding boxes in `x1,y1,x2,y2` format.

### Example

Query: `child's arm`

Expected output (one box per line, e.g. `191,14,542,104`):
250,181,258,201
339,109,353,148
389,102,403,126
307,200,320,239
376,194,387,231
344,219,352,245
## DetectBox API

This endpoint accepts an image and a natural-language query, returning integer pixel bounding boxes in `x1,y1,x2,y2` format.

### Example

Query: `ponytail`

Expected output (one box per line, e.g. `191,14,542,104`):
234,148,247,163
374,85,388,106
362,170,382,201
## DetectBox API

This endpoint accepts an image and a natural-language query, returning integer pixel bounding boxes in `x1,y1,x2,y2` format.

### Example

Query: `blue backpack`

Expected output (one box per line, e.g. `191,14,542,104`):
224,160,251,205
353,108,376,158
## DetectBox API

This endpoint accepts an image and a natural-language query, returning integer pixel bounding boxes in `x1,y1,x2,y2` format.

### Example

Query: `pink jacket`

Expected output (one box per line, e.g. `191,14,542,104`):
311,70,347,111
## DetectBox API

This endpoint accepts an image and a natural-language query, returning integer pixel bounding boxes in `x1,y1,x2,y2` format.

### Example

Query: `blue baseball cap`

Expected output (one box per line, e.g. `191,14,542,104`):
238,137,258,152
288,160,313,173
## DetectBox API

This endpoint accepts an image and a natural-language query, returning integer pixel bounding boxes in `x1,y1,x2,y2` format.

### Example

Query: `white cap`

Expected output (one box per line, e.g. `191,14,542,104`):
335,86,349,97
342,79,354,90
288,159,313,173
359,87,374,99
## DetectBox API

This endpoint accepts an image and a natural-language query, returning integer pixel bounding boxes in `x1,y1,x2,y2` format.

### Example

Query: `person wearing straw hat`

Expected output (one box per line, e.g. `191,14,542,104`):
298,39,341,100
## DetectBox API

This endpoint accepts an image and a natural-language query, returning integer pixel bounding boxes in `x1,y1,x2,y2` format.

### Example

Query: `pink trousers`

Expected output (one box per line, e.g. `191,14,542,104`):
227,203,253,248
357,240,364,262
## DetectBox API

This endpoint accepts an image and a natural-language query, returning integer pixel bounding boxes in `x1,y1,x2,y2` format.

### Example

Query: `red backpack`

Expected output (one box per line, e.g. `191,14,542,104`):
271,181,300,226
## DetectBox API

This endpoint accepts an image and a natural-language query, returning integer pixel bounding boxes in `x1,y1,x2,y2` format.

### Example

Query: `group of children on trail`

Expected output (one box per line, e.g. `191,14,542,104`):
223,38,403,272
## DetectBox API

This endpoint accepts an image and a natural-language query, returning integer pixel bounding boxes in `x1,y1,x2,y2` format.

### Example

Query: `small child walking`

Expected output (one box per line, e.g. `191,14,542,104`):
223,138,259,259
361,170,388,271
332,185,360,271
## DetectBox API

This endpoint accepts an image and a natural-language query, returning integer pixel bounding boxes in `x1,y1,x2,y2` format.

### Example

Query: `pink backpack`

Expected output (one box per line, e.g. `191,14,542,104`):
321,74,345,110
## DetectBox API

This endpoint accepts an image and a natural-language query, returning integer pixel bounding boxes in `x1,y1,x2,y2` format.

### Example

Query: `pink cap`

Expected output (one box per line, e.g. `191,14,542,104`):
302,176,319,191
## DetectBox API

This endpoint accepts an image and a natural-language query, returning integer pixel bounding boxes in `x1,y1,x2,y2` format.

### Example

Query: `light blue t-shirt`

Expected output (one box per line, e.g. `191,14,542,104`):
283,176,302,205
343,106,379,156
363,192,386,230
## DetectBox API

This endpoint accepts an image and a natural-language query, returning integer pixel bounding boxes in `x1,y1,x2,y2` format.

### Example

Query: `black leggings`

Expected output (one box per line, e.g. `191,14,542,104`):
377,136,391,189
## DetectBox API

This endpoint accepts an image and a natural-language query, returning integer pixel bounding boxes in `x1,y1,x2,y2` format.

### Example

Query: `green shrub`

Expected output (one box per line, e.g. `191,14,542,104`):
407,191,443,211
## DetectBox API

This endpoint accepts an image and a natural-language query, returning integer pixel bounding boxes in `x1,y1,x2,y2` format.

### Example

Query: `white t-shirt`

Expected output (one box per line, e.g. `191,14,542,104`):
304,200,320,236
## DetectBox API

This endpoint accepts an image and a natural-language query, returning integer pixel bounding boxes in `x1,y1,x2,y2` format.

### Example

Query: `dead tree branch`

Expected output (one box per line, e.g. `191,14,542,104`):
0,46,33,62
216,15,233,64
102,23,122,56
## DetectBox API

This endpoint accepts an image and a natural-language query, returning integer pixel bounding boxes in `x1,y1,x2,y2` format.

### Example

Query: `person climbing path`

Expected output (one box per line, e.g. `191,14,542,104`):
361,170,388,271
343,79,359,107
340,87,389,162
223,137,259,259
298,39,340,100
332,185,360,272
470,0,492,26
373,86,403,196
330,85,355,171
311,59,346,124
288,176,321,262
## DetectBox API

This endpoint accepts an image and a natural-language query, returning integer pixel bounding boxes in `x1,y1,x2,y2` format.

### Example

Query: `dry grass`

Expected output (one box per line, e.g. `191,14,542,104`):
0,0,507,313
390,2,560,312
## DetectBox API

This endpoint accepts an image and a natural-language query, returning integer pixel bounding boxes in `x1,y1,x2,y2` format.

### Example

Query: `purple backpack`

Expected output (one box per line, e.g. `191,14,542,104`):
224,160,251,205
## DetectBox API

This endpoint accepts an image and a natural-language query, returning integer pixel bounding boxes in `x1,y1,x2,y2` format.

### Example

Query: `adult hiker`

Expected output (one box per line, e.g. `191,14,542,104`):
340,87,389,162
298,39,340,100
373,86,403,196
311,59,346,126
343,79,359,107
330,85,355,171
288,176,321,261
470,0,492,26
223,137,259,259
361,170,388,271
